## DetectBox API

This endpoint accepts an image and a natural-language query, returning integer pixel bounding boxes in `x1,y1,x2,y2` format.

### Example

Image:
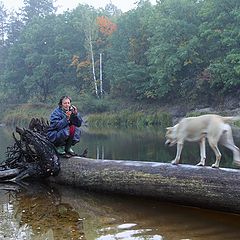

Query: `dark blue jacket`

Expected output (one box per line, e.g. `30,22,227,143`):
47,107,83,144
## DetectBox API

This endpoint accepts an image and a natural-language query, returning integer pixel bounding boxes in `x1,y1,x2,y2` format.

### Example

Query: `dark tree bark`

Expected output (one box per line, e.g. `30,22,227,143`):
0,168,21,180
48,157,240,214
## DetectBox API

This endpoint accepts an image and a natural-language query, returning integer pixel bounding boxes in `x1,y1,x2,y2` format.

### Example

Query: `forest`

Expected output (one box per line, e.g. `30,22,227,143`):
0,0,240,114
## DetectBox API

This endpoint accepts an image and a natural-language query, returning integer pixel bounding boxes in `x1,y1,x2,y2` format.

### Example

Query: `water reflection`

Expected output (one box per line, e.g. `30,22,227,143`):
0,182,86,240
1,126,240,168
77,127,240,168
1,182,240,240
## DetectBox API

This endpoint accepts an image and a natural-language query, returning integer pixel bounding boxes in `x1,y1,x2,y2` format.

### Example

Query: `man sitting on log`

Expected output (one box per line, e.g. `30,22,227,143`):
47,96,83,157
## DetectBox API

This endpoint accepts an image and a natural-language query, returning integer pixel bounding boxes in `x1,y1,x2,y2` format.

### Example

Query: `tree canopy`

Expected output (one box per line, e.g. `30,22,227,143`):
0,0,239,108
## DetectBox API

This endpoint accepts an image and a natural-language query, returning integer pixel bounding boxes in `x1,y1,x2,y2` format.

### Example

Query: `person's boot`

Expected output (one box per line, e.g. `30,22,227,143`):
56,146,66,155
66,147,76,156
65,137,77,156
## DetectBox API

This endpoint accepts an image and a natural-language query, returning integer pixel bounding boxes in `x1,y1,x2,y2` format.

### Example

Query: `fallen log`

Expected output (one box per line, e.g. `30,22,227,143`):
48,157,240,214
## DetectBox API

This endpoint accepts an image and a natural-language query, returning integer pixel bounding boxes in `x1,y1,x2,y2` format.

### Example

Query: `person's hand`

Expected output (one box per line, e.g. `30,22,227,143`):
66,110,71,120
71,105,78,114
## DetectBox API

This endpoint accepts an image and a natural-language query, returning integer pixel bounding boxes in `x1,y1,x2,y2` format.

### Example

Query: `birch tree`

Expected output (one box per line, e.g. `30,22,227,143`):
99,52,103,97
72,6,99,97
88,33,98,97
96,16,117,98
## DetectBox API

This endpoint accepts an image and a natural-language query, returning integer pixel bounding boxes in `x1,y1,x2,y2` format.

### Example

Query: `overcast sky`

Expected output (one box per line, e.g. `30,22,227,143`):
1,0,156,13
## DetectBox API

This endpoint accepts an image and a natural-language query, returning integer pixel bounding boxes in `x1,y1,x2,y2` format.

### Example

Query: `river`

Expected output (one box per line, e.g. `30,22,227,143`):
1,126,240,240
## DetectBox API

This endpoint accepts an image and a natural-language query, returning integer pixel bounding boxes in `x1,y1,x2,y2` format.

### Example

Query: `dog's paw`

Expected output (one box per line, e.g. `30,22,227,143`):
196,162,204,167
171,160,178,165
211,164,219,168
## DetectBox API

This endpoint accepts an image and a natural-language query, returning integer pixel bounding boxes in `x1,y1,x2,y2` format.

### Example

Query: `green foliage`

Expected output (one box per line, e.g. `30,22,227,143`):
235,121,240,128
198,0,240,96
105,1,153,99
87,110,172,128
77,93,110,114
21,0,56,22
186,111,209,117
146,0,202,100
209,51,240,92
0,0,240,110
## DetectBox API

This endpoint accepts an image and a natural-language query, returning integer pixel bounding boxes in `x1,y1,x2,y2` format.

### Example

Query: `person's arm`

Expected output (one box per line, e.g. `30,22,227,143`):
49,108,69,130
69,105,83,127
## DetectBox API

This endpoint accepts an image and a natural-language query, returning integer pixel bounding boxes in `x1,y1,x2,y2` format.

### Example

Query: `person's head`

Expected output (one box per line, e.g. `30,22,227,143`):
58,96,72,111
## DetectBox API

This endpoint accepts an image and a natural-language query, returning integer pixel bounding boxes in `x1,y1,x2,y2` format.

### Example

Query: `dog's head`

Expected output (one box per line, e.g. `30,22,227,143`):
165,126,177,146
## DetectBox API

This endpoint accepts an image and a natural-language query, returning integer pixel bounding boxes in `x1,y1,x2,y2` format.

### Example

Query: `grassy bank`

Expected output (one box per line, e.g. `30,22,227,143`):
1,101,240,129
1,103,172,128
1,104,53,126
87,110,172,128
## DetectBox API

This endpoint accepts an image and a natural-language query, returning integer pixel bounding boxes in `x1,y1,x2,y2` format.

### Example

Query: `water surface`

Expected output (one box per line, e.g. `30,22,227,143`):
1,126,240,240
76,127,240,168
1,182,240,240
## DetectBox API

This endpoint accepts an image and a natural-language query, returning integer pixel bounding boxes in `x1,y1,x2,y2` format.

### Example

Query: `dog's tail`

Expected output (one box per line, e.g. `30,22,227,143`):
222,116,240,123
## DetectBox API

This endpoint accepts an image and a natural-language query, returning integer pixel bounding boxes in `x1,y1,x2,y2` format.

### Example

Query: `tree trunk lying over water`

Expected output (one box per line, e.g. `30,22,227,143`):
48,157,240,214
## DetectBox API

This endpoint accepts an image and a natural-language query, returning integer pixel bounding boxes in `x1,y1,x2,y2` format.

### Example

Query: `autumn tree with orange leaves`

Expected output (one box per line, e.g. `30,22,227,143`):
71,55,92,93
96,16,117,36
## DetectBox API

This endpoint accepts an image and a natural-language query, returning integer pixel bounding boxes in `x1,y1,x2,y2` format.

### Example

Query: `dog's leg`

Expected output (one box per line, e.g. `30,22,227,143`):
220,129,240,166
209,142,221,168
222,142,240,163
197,137,206,166
171,142,183,165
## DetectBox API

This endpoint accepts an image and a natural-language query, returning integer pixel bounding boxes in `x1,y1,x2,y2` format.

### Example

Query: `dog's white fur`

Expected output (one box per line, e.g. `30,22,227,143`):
165,114,240,168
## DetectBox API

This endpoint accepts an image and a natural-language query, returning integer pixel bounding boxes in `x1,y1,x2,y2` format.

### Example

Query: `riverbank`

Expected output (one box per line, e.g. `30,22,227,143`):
0,103,53,127
1,100,240,128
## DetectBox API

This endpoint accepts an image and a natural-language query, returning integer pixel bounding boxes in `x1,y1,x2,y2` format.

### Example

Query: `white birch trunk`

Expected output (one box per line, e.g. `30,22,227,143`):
89,35,98,98
99,53,103,97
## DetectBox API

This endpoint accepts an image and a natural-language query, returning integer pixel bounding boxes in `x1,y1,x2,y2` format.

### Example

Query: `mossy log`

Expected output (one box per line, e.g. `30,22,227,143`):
48,157,240,214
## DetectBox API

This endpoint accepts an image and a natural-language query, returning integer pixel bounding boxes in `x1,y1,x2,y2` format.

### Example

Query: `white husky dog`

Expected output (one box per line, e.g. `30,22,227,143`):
165,114,240,168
